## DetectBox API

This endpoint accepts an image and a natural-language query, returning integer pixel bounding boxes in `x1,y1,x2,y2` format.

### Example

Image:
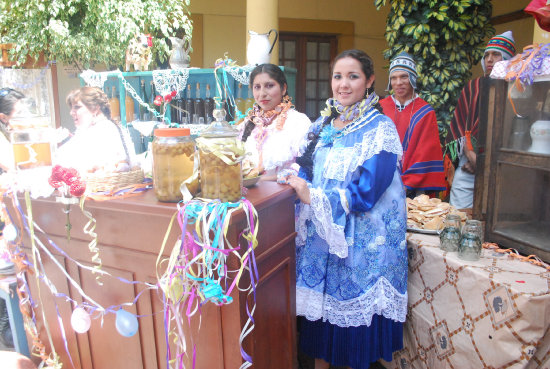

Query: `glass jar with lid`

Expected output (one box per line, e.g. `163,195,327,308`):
152,127,197,202
196,107,245,202
11,127,54,170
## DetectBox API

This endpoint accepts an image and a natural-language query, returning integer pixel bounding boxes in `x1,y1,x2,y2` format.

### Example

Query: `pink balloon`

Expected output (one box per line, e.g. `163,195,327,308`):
71,307,91,333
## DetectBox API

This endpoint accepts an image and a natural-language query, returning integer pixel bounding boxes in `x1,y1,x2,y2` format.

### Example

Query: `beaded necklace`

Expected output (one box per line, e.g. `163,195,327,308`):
248,95,293,152
244,95,294,172
321,93,378,123
319,93,380,145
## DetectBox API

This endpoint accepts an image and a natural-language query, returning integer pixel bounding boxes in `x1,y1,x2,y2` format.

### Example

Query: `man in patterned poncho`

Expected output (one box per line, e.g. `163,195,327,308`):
380,52,446,198
446,31,515,209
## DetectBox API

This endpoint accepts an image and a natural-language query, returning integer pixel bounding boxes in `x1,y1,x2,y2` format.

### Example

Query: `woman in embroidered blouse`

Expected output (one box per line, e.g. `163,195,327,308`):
56,87,137,174
284,50,407,369
239,63,311,180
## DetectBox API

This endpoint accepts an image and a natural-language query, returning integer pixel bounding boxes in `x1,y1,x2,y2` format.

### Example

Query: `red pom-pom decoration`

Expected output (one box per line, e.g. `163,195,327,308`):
66,176,80,186
49,165,85,196
48,177,63,189
69,181,86,197
164,94,173,103
170,90,177,97
51,165,65,181
154,96,163,106
61,168,79,184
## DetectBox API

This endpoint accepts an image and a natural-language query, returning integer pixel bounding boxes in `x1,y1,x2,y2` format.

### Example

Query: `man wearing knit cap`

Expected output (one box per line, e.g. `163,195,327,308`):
446,31,515,209
380,51,446,198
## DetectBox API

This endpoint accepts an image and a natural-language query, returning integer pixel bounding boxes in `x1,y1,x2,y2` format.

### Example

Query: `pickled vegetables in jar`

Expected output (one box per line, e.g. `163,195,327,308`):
152,128,197,202
11,128,54,170
196,108,245,202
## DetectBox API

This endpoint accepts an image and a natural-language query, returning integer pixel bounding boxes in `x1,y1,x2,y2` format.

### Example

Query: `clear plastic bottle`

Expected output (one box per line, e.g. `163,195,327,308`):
152,128,197,202
109,86,120,121
125,89,135,123
184,84,195,124
194,82,204,124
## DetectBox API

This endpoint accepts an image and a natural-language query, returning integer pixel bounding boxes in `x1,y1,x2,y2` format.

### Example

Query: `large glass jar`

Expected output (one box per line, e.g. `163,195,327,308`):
11,128,54,170
196,108,245,202
152,128,197,202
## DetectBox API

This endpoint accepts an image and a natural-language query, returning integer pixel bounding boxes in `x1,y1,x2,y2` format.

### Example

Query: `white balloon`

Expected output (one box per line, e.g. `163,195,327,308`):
71,307,91,334
3,224,18,242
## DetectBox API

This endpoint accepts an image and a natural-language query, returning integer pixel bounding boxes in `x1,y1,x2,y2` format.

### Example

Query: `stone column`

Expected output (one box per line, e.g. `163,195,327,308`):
246,0,279,65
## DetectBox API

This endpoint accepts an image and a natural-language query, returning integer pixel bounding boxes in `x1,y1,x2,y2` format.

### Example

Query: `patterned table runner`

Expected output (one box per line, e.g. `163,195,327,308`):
384,233,550,369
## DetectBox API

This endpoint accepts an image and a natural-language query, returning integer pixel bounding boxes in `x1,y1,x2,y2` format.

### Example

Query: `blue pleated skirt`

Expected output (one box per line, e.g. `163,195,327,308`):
299,314,403,369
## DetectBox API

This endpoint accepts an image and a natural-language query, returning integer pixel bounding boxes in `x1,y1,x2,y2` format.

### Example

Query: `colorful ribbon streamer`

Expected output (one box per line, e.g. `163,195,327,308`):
157,197,259,369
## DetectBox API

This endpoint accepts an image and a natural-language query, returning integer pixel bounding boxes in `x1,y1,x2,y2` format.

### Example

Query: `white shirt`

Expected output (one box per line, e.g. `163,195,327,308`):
242,109,311,176
55,117,137,174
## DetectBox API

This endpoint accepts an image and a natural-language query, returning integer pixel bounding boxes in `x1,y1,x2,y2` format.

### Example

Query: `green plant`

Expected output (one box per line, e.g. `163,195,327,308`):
0,0,193,69
375,0,494,140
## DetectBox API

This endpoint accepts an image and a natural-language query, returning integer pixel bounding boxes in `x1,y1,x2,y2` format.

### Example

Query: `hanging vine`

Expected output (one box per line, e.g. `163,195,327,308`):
375,0,494,139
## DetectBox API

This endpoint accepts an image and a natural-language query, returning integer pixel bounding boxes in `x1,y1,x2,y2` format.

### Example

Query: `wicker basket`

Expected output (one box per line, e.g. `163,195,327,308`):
85,168,145,193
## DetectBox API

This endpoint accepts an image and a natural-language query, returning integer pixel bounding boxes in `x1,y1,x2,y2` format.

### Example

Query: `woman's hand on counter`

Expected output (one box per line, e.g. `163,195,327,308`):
282,174,310,204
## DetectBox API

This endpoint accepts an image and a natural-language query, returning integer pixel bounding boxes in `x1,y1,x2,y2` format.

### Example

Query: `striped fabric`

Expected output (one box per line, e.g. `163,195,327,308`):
445,77,482,163
387,51,418,91
380,96,446,192
485,32,515,59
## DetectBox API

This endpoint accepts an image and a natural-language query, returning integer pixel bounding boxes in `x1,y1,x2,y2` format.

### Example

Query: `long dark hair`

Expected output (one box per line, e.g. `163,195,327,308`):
241,64,289,142
296,49,379,180
0,88,25,117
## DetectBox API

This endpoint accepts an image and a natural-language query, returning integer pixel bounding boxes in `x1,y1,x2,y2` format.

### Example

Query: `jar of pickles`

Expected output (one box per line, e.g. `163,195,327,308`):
196,108,245,202
11,128,54,170
152,128,197,202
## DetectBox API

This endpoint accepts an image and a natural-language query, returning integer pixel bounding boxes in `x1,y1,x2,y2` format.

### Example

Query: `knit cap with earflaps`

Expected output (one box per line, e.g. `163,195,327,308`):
481,31,516,74
387,51,418,91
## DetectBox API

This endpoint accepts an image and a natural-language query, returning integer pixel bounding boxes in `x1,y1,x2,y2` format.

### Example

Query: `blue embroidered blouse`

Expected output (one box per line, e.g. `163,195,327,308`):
295,108,408,328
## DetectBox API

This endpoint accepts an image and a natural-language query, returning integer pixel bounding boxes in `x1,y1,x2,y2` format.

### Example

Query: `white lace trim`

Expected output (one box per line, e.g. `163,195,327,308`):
296,277,408,327
309,188,348,258
323,119,403,181
337,188,349,215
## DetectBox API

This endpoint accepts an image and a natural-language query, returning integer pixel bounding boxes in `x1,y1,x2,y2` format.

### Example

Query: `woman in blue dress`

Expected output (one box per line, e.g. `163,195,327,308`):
284,49,408,369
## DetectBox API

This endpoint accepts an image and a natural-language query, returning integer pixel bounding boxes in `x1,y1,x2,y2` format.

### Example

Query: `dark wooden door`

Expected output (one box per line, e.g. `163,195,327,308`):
279,34,337,120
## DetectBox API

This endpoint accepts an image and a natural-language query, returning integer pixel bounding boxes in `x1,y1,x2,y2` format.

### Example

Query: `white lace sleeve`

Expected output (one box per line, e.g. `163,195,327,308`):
309,187,348,258
262,110,311,171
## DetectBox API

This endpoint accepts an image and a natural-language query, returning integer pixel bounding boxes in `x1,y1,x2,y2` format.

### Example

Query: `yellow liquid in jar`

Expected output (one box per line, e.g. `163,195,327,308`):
153,141,197,202
12,142,52,169
199,151,242,203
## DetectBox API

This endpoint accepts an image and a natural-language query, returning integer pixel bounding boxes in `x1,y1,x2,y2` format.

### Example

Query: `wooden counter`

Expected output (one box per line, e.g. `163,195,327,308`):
9,181,297,369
